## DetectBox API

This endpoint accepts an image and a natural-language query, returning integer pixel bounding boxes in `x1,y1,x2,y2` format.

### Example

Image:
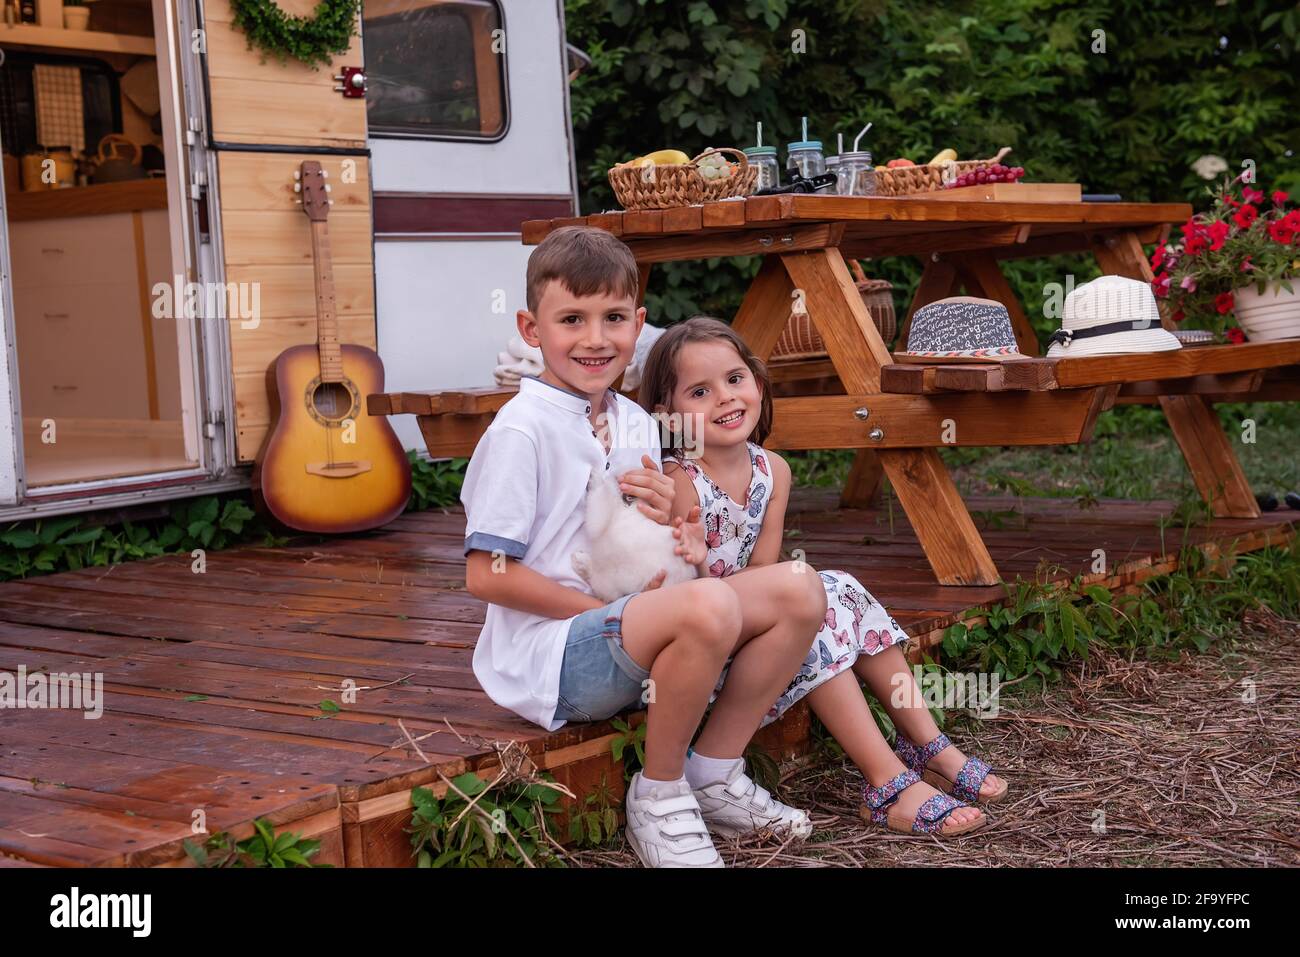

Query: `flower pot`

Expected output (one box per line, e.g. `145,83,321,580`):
63,6,91,29
1233,281,1300,342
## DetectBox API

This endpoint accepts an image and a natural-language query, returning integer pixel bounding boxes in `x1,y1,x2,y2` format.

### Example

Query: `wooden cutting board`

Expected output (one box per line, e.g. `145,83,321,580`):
905,182,1083,202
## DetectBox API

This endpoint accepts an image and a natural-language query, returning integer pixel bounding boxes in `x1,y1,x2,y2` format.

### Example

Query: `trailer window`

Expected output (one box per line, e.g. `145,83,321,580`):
364,0,508,140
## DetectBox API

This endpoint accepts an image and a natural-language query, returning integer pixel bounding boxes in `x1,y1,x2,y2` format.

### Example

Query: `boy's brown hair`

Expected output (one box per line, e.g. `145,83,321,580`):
637,315,774,449
525,225,641,314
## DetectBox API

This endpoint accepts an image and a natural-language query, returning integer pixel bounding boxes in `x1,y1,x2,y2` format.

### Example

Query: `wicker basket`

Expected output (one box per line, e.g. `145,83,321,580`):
874,147,1013,197
607,148,757,211
771,261,897,359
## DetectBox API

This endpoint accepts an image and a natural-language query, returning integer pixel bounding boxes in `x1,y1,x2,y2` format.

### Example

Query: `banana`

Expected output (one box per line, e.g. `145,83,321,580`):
928,148,958,167
640,149,692,166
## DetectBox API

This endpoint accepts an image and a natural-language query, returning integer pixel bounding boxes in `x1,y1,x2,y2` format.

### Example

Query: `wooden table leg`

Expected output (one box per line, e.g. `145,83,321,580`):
1092,232,1261,518
898,258,961,346
950,252,1040,356
729,256,797,360
840,256,964,509
839,449,884,508
782,249,1000,585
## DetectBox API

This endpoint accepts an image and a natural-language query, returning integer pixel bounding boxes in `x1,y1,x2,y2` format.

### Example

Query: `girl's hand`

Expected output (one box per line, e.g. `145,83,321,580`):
641,569,668,591
619,454,675,525
671,506,708,567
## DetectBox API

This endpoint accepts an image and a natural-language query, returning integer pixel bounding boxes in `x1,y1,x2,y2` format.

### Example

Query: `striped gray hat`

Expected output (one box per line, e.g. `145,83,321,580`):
897,296,1026,362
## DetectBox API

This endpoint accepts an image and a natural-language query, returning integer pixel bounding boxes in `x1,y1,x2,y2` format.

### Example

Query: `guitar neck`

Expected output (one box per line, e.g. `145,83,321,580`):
309,219,342,382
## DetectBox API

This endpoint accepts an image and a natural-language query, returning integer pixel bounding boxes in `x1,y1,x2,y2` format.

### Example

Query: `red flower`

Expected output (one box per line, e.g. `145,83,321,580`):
1242,187,1265,204
1285,210,1300,230
1151,243,1167,270
1207,220,1231,250
1214,292,1234,315
1273,190,1290,205
1152,272,1172,297
1225,328,1246,344
1171,310,1185,324
1270,218,1298,245
1232,204,1258,229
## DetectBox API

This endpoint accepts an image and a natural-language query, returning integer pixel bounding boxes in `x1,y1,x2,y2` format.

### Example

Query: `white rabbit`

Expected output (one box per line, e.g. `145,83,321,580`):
571,465,697,602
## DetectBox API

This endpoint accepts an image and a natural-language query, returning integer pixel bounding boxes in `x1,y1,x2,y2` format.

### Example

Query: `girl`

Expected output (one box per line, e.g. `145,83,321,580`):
642,316,1008,836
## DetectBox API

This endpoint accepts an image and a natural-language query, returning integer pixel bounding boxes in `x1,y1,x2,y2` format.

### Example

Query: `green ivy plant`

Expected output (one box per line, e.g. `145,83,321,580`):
0,495,275,581
182,819,326,867
406,451,467,512
941,538,1300,684
408,774,565,868
230,0,360,69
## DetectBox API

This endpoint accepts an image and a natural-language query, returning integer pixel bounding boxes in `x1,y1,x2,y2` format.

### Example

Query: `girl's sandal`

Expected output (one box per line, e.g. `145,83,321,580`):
858,770,986,836
895,732,1008,804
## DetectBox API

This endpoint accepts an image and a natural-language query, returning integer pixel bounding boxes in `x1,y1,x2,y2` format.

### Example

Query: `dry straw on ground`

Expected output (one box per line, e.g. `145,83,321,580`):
571,610,1300,868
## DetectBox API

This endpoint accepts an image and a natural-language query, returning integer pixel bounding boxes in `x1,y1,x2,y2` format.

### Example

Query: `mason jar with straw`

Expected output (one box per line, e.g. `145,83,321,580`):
744,122,781,191
786,116,826,179
837,122,877,196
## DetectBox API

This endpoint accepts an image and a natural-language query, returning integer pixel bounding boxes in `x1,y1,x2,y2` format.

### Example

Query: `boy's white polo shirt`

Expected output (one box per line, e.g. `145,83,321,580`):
462,374,662,730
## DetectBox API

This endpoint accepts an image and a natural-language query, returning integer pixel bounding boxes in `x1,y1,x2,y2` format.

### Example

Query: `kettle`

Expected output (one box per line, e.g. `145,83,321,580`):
90,134,145,184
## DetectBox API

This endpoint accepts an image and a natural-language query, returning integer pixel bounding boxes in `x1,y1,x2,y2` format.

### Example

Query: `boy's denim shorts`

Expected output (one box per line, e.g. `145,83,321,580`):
554,591,649,723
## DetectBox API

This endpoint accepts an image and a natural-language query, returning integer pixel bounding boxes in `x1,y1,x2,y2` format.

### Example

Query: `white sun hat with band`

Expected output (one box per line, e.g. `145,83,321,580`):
1047,275,1182,358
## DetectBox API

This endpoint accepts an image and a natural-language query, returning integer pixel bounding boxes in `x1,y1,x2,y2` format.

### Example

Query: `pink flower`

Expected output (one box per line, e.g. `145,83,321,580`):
1241,257,1254,272
1242,187,1265,204
1179,274,1197,292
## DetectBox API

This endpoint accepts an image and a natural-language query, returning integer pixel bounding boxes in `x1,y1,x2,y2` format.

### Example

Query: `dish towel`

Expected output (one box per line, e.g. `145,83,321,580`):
492,324,666,391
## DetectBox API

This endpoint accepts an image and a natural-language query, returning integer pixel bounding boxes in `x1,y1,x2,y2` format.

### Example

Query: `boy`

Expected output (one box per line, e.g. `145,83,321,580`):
462,226,827,868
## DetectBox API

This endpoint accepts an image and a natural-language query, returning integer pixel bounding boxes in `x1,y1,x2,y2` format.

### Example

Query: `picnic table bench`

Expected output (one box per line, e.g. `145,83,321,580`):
369,194,1300,586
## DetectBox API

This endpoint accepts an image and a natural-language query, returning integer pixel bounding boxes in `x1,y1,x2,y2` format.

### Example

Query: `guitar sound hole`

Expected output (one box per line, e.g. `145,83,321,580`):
311,382,354,422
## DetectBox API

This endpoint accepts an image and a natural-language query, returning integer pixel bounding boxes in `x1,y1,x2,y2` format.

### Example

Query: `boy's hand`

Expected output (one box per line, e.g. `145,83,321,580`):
671,506,708,567
619,454,675,525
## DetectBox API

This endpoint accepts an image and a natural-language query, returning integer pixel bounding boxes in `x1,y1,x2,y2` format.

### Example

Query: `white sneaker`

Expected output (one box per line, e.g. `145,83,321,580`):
623,773,724,868
692,763,813,840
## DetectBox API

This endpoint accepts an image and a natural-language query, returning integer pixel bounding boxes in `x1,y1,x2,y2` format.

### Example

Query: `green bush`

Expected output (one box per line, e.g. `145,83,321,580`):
566,0,1300,324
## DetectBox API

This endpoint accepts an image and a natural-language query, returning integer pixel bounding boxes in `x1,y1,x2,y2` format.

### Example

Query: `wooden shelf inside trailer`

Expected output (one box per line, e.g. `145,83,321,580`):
0,23,154,56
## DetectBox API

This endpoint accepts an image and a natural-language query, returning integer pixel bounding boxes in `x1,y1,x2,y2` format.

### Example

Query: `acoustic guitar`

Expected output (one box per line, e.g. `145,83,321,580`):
253,161,411,533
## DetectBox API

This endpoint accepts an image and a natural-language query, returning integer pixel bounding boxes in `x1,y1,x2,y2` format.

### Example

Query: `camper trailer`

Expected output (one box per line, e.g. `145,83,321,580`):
0,0,577,518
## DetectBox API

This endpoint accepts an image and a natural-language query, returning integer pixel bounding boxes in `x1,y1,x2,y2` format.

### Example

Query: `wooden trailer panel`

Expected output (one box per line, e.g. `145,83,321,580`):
203,0,367,149
216,151,376,462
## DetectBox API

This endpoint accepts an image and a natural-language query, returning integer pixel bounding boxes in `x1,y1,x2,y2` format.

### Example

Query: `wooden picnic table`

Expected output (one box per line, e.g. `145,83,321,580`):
373,193,1300,587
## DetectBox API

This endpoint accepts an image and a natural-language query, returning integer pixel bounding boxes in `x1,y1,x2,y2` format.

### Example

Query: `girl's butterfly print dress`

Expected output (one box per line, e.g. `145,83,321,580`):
670,442,906,727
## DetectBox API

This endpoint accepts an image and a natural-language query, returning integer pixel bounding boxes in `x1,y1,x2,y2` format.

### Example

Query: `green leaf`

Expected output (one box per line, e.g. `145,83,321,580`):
0,529,40,549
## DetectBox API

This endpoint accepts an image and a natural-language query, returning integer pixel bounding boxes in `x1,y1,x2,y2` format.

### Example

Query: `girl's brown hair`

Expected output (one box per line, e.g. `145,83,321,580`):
637,315,774,452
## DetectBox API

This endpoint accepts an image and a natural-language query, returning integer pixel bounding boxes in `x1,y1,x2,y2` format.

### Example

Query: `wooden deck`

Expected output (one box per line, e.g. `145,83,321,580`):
0,491,1293,867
